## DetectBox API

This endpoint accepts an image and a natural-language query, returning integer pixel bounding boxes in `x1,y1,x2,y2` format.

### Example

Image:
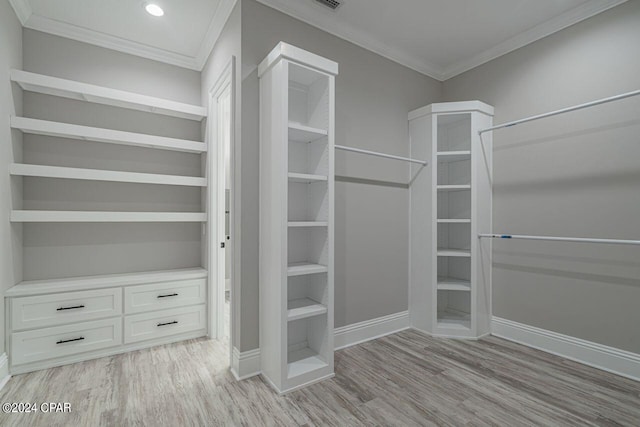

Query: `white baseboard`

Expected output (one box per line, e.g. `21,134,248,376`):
334,311,410,350
230,347,261,380
230,311,410,381
0,353,10,391
492,317,640,382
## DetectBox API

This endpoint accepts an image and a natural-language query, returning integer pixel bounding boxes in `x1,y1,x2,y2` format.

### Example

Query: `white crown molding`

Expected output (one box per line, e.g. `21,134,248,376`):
492,317,640,382
195,0,238,70
8,0,32,25
9,0,239,71
256,0,627,82
441,0,629,80
22,14,201,70
12,0,625,77
254,0,447,81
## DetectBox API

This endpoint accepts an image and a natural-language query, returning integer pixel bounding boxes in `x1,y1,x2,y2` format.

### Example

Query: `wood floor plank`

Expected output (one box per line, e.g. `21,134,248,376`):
0,329,638,426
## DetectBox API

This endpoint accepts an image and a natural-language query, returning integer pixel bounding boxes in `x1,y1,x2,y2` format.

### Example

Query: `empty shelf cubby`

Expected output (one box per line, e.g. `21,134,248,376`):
437,257,471,289
436,114,471,152
288,180,328,223
437,222,471,252
288,273,328,322
288,227,328,267
437,290,471,330
287,315,329,379
437,190,471,221
288,62,329,131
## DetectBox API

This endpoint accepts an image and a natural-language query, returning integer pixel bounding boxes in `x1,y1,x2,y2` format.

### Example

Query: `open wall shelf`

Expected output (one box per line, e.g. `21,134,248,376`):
11,70,207,121
11,117,207,153
11,211,207,223
10,164,207,187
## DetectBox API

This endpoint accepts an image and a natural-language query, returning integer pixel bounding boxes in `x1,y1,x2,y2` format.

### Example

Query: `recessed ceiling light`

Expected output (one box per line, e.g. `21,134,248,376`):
144,3,164,17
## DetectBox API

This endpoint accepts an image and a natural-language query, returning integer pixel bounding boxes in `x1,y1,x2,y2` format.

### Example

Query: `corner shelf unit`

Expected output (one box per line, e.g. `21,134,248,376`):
6,69,210,373
259,42,337,393
409,101,493,339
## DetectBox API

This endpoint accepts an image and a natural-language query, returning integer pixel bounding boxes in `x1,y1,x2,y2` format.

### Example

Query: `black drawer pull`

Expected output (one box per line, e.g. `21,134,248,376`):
57,305,85,311
157,293,179,299
157,321,178,327
56,337,85,344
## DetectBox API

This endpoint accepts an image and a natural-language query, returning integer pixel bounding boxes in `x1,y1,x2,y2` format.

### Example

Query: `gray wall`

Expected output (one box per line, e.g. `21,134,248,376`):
0,1,23,356
21,30,204,280
241,0,441,350
201,3,242,349
443,1,640,353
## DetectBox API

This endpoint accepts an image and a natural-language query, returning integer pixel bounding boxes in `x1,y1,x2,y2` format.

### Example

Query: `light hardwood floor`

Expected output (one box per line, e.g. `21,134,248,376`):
1,329,639,426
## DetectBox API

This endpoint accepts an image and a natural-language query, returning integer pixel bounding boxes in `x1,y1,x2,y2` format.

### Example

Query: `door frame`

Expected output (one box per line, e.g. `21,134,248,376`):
207,57,236,355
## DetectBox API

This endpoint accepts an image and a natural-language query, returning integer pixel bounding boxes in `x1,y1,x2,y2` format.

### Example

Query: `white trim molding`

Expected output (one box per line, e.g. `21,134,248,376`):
231,347,261,380
334,311,410,350
492,317,640,382
230,311,411,381
9,0,625,77
195,0,238,70
254,0,443,79
0,353,10,392
8,0,31,25
8,0,237,71
441,0,628,79
256,0,627,81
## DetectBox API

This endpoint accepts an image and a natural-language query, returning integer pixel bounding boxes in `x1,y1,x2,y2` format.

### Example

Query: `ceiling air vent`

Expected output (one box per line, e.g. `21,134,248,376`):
314,0,342,10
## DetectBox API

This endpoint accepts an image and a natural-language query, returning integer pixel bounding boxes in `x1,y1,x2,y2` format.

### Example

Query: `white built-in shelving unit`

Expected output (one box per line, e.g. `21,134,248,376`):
410,101,493,339
5,70,210,373
259,42,337,393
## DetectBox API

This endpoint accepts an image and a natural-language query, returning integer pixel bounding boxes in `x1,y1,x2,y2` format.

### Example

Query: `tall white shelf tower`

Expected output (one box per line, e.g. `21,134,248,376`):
258,42,338,393
409,101,494,339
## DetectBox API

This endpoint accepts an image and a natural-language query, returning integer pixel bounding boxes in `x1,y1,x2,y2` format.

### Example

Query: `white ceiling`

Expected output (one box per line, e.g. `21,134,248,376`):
9,0,626,79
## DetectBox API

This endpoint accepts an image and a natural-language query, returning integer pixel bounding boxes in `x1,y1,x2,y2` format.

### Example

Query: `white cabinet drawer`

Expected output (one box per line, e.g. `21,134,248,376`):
124,305,206,344
11,288,122,330
124,279,206,314
11,318,122,365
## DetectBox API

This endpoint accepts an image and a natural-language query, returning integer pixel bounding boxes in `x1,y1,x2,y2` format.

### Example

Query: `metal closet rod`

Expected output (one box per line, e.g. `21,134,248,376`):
335,144,428,166
478,89,640,135
479,233,640,247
